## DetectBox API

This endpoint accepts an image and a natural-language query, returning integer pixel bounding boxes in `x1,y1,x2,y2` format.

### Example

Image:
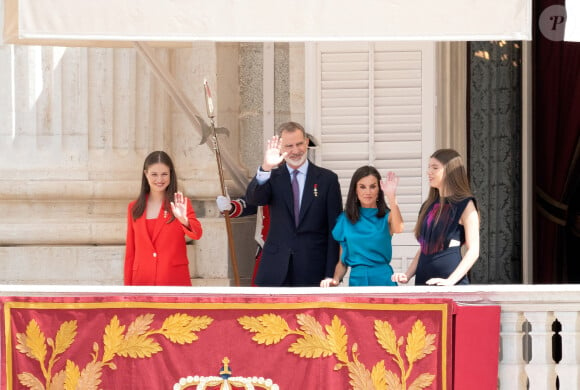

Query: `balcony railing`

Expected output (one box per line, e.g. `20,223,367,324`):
1,284,578,389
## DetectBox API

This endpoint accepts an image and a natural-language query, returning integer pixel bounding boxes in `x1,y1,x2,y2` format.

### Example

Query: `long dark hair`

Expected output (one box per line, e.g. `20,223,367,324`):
345,166,389,223
414,149,475,238
131,151,178,222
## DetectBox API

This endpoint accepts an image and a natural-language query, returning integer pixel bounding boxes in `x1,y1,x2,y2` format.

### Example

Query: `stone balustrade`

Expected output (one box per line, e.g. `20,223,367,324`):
0,284,577,388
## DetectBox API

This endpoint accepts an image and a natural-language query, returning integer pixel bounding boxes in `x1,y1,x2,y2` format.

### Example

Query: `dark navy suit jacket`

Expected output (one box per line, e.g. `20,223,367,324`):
245,161,342,286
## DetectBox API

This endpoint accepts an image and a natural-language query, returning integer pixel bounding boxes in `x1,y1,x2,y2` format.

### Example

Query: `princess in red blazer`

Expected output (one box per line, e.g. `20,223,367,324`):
124,151,203,286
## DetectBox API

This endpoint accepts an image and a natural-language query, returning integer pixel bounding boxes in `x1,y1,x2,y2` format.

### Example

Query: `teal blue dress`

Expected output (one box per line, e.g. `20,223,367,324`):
332,207,396,286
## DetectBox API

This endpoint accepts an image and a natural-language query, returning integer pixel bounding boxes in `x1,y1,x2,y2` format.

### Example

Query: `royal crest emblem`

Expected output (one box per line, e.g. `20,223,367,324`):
173,357,279,390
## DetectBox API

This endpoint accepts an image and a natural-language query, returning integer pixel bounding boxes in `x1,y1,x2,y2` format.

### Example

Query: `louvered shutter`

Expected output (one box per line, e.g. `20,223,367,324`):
307,42,435,282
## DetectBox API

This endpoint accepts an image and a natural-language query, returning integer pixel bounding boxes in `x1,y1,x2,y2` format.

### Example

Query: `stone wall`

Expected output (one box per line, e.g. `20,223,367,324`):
0,42,264,286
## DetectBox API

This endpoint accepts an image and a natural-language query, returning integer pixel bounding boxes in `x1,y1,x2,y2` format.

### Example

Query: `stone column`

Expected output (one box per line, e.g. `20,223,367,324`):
0,42,257,286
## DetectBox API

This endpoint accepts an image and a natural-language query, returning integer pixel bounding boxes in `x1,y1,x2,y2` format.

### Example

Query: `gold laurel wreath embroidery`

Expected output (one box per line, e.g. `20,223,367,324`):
15,313,213,390
237,313,436,390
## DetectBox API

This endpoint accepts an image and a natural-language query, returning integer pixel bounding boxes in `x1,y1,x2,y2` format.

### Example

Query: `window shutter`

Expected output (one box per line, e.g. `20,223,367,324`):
308,42,435,280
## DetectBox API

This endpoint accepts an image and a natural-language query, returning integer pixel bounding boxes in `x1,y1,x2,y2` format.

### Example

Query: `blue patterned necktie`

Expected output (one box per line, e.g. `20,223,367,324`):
292,170,300,226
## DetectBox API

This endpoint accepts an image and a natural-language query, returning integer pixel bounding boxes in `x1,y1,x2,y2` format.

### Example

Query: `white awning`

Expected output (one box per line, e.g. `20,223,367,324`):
565,1,580,42
3,0,532,46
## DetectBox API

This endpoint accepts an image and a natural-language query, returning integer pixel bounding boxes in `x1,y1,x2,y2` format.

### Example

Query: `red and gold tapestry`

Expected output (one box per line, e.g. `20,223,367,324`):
2,295,453,389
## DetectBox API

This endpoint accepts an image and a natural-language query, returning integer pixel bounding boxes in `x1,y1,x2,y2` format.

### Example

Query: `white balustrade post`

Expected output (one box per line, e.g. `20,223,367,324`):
524,311,558,390
554,311,580,389
498,311,527,390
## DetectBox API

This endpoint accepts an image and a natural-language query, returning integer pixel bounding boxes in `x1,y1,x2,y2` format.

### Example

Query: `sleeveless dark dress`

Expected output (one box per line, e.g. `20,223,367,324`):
415,197,475,285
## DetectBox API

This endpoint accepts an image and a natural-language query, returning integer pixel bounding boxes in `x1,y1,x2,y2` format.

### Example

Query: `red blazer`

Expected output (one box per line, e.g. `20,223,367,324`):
124,198,202,286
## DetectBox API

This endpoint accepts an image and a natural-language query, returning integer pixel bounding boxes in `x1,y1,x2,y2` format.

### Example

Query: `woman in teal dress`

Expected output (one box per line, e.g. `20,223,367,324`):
320,166,404,287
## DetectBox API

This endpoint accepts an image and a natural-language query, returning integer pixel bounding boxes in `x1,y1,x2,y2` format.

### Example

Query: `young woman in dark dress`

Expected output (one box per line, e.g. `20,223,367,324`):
392,149,480,286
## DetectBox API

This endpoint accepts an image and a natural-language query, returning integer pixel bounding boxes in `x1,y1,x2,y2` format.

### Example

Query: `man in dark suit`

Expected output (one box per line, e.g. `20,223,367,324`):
245,122,342,286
